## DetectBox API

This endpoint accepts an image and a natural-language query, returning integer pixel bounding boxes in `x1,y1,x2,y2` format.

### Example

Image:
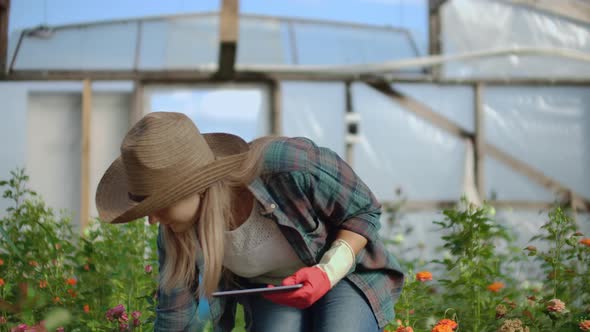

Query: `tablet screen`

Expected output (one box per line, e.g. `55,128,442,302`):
212,284,303,297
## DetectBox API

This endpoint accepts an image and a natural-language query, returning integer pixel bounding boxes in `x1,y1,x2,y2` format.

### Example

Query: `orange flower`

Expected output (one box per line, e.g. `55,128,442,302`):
66,278,77,286
580,238,590,247
487,282,505,292
0,278,4,287
53,296,61,304
83,304,90,313
579,320,590,332
416,271,433,282
39,280,48,288
437,319,458,329
29,261,38,267
432,325,453,332
0,258,4,266
546,299,566,312
83,264,90,271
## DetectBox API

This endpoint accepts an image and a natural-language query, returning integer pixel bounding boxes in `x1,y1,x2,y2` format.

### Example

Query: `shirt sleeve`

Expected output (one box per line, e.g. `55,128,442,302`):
154,225,201,331
304,139,383,243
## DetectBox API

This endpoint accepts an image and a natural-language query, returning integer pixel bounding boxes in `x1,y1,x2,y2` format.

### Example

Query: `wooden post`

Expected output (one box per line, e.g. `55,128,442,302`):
216,0,239,79
269,80,281,135
345,81,354,165
474,83,485,200
130,80,144,127
0,0,10,76
81,79,92,232
428,0,445,78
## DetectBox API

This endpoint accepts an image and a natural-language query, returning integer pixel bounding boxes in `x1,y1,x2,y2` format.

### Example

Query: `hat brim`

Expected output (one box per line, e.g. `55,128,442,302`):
95,133,249,224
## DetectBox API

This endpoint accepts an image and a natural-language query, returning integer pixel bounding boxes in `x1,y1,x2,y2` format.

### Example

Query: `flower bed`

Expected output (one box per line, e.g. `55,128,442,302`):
1,169,589,331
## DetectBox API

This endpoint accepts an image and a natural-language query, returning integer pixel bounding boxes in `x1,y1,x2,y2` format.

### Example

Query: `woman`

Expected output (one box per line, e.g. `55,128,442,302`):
96,112,405,332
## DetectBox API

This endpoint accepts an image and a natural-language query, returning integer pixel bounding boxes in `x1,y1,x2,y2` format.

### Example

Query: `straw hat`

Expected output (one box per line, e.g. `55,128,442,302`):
96,111,249,224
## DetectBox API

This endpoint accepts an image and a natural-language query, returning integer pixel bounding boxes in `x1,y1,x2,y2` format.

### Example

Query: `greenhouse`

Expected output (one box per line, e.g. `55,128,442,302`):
0,0,589,331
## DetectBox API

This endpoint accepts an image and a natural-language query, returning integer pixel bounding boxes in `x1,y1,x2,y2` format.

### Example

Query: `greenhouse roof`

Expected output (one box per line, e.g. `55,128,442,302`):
7,12,420,73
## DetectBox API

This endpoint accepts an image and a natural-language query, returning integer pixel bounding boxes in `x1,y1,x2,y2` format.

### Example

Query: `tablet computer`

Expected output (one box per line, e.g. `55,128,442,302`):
212,284,303,297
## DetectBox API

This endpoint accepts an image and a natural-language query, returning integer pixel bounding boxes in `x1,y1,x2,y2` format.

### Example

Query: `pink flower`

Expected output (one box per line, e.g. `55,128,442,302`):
119,323,129,331
133,318,141,327
56,328,64,332
546,299,566,312
579,320,590,332
106,304,126,321
131,311,141,319
145,265,153,274
11,324,27,332
118,313,129,323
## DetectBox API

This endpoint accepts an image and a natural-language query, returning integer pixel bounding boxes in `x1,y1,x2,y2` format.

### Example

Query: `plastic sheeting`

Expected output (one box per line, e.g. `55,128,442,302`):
351,83,466,202
139,16,218,69
394,84,475,132
280,82,346,157
485,156,555,202
291,23,417,65
237,17,285,65
442,0,590,78
484,86,590,199
15,22,138,70
147,84,270,142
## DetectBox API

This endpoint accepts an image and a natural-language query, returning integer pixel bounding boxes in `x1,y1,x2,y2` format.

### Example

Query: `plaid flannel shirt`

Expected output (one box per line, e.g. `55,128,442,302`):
154,137,406,331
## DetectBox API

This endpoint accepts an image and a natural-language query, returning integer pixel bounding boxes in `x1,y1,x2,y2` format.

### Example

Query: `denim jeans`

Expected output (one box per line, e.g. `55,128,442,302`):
239,279,381,332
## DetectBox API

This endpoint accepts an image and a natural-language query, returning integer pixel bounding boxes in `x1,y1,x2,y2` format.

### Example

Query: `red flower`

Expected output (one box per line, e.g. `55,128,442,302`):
580,238,590,247
84,304,90,313
0,258,4,266
66,278,77,286
67,289,77,298
39,280,48,289
396,326,414,332
0,278,5,287
416,271,433,282
487,282,504,293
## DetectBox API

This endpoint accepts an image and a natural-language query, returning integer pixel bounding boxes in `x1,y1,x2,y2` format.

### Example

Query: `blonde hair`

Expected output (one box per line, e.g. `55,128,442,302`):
159,136,280,297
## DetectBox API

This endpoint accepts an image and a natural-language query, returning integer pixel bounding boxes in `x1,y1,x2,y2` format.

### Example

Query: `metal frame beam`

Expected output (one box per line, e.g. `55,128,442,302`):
501,0,590,25
3,70,590,86
385,200,567,212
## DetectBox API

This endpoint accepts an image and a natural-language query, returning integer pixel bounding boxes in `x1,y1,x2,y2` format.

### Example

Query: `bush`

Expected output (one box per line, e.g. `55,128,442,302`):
0,169,158,331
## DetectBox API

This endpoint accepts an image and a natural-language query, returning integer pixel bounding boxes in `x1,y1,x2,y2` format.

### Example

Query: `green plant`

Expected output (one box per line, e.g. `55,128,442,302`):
0,168,158,331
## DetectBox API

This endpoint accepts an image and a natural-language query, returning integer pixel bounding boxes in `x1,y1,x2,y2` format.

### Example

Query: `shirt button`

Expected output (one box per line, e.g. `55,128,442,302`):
269,204,276,209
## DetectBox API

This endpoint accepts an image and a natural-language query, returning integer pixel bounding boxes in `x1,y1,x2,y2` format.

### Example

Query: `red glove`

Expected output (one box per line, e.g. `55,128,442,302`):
263,266,331,309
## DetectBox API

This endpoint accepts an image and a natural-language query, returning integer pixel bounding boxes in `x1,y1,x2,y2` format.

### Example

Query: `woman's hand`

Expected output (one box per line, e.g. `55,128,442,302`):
263,237,357,309
263,266,331,309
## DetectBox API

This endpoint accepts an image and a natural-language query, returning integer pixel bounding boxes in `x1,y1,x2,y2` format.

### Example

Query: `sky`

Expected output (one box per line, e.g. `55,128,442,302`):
8,0,428,54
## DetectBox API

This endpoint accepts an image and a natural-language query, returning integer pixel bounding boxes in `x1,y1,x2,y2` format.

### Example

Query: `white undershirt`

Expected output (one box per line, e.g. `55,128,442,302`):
223,202,306,285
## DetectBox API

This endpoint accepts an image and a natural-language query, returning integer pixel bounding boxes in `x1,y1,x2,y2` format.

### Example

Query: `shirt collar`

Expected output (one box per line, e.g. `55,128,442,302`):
248,177,278,215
